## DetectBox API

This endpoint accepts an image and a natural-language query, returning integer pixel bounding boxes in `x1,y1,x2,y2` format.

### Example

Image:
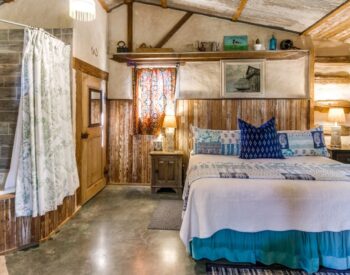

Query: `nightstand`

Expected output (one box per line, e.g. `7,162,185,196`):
328,146,350,164
150,151,183,194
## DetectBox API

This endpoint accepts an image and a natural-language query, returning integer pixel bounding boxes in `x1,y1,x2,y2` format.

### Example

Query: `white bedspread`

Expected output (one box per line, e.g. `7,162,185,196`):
180,155,350,249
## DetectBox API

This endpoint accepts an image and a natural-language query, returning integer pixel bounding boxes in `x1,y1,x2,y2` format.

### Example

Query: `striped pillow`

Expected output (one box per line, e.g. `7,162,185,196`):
192,126,240,155
277,127,329,157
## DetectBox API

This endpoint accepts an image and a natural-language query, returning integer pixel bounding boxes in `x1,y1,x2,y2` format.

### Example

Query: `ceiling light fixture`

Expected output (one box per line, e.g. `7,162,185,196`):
69,0,96,22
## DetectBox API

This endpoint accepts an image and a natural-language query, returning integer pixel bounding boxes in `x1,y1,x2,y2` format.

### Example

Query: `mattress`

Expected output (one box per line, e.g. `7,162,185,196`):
180,154,350,249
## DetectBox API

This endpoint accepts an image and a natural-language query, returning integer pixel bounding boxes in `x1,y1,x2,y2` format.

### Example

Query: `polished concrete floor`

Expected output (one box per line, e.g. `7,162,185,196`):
5,186,206,275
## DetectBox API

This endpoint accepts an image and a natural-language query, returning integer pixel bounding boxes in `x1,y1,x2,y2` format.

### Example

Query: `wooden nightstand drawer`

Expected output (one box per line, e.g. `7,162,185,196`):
150,151,183,194
328,147,350,164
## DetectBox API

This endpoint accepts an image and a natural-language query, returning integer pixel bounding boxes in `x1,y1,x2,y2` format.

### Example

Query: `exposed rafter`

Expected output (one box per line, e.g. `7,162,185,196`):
155,12,193,48
232,0,248,21
160,0,167,8
98,0,109,12
302,0,350,38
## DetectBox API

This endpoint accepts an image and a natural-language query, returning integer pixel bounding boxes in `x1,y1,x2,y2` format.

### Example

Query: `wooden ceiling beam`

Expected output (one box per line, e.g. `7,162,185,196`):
232,0,248,21
155,12,193,48
160,0,167,8
97,0,109,12
302,1,350,36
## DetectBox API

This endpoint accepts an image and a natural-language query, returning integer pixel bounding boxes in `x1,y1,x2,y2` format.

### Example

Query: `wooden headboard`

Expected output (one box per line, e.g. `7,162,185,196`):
175,98,310,165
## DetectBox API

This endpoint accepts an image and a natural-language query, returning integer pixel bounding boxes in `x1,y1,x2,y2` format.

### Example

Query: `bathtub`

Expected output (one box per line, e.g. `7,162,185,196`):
0,169,15,195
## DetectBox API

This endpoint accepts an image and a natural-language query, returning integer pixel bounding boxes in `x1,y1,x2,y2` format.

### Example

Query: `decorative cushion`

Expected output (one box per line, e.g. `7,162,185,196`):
192,126,240,155
239,118,284,159
277,127,329,157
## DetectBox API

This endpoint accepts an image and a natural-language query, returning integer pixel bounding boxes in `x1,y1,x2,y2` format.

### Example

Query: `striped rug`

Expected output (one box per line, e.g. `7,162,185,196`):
206,263,350,275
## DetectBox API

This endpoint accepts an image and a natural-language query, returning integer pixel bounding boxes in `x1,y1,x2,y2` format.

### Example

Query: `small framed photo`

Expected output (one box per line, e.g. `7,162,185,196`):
153,140,163,151
224,35,248,51
221,59,266,98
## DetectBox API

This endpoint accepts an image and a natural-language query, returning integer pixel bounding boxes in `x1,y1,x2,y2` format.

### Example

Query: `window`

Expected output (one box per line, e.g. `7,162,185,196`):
133,67,177,135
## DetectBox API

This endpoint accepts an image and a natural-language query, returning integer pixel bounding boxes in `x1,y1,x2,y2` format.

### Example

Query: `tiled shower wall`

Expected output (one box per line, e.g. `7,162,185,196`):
0,28,72,187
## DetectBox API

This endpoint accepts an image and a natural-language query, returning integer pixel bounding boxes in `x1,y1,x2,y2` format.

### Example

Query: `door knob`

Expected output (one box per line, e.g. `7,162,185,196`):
81,132,89,139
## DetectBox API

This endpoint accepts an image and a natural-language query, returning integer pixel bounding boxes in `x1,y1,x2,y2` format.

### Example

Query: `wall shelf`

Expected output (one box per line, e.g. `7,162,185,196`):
111,50,309,64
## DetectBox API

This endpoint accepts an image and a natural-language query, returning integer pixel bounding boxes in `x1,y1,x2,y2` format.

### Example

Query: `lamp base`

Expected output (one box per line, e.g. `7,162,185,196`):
330,125,342,149
164,133,175,152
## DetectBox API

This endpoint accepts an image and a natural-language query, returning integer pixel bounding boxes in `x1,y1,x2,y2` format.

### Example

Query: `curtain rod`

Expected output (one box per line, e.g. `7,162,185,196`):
0,19,61,41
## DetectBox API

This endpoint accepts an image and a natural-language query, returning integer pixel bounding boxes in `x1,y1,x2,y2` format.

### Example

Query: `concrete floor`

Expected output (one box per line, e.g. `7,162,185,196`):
5,186,206,275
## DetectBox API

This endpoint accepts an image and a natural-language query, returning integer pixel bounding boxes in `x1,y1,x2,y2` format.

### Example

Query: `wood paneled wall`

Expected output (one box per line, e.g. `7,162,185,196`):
108,98,310,184
0,194,76,254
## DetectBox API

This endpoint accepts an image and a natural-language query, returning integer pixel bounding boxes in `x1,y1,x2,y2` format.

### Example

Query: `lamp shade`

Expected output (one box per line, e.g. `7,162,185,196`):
328,107,346,123
162,115,177,128
69,0,96,22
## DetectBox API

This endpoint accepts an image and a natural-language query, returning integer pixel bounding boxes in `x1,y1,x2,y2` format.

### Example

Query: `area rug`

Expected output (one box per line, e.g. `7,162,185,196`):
148,200,183,230
206,263,350,275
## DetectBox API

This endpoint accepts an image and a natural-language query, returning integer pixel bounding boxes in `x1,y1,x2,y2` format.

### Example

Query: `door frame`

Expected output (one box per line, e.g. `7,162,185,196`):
73,57,109,206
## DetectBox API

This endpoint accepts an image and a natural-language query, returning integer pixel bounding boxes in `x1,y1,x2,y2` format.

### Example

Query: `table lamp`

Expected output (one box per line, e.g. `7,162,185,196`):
328,107,345,148
162,115,177,152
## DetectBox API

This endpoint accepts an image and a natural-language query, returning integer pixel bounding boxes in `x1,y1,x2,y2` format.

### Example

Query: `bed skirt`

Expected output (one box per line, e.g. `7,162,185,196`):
190,229,350,273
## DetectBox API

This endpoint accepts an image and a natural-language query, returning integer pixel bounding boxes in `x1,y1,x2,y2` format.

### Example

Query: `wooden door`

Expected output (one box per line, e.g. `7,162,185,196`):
76,71,107,205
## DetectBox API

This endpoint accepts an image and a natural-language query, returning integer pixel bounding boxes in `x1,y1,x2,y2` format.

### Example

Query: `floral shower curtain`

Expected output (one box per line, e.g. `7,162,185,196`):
133,67,176,135
7,28,79,217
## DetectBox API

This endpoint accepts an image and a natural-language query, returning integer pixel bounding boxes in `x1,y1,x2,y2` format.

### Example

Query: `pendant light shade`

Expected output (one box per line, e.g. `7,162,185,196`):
69,0,96,22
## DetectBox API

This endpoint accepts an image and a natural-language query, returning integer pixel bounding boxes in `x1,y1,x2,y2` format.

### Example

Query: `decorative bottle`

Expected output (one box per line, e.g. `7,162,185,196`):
269,34,277,50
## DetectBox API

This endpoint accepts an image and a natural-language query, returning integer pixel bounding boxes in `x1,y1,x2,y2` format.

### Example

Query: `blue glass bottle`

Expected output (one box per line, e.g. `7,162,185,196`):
269,35,277,50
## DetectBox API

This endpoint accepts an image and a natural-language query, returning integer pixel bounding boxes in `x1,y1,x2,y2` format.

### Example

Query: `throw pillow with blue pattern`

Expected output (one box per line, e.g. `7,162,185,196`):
239,118,284,159
192,126,240,155
277,127,329,157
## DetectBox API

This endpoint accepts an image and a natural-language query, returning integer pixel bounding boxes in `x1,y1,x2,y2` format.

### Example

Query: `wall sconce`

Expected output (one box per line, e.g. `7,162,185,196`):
162,115,177,152
328,107,346,148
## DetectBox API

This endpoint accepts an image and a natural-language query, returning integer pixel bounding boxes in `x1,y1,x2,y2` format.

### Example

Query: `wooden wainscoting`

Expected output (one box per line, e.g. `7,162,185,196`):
0,194,76,254
108,98,310,185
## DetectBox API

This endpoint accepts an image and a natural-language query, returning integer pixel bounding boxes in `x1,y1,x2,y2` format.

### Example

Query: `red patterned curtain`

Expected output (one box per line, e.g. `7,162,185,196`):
133,67,176,135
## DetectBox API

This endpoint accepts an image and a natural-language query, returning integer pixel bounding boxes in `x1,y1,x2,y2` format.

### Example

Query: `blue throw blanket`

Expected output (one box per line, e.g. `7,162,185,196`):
183,161,350,213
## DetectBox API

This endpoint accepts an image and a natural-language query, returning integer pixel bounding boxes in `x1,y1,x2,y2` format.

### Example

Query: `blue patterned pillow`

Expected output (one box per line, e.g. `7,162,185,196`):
192,126,240,155
239,118,284,159
277,127,329,157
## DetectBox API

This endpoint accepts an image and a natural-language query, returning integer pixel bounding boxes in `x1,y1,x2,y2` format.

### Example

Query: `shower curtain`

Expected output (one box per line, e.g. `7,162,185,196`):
5,28,79,217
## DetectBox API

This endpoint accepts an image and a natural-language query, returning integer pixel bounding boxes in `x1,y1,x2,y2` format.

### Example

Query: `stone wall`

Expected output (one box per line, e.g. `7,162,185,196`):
0,28,72,189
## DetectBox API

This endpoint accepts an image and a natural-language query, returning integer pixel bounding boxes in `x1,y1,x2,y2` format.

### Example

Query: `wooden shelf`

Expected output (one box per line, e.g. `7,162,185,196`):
112,50,309,64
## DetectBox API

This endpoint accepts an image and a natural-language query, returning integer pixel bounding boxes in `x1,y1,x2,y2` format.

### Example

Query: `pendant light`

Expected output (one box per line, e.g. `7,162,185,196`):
69,0,96,22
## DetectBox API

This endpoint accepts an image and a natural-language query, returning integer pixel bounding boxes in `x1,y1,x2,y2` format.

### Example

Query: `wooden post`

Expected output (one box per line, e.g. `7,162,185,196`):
127,1,133,52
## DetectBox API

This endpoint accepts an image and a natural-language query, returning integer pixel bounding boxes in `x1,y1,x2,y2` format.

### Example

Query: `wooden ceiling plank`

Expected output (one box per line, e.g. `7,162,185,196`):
318,19,350,39
232,0,248,21
302,1,350,36
155,12,193,48
160,0,167,8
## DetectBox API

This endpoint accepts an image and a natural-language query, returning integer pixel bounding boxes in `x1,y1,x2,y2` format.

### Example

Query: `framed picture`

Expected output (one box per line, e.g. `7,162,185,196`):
221,59,266,98
224,35,248,51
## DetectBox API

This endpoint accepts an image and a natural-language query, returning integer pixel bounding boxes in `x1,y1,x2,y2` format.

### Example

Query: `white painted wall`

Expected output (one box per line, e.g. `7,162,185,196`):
73,0,108,71
108,2,305,99
0,0,108,71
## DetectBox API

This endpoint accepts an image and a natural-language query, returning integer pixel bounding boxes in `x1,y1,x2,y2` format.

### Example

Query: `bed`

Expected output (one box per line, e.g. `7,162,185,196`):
180,154,350,273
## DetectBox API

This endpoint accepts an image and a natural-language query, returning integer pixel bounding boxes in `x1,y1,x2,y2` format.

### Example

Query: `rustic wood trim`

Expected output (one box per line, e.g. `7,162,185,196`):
160,0,167,8
302,1,350,35
155,12,193,48
309,46,315,129
97,0,109,12
127,1,133,52
3,0,15,3
112,50,309,64
232,0,248,21
316,56,350,64
72,58,109,81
